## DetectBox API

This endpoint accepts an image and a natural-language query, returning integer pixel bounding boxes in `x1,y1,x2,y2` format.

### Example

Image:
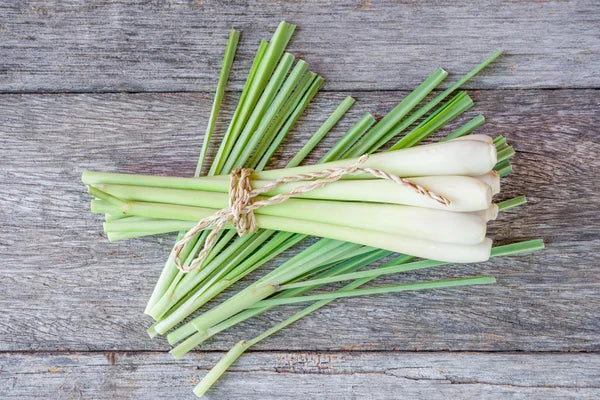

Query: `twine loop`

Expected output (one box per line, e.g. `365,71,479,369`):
172,154,450,272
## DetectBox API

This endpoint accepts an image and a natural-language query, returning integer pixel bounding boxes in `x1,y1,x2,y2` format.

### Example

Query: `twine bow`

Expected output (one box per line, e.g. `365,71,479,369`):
172,154,450,272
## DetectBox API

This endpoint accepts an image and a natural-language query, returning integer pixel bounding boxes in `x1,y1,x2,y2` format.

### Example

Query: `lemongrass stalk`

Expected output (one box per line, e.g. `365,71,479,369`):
245,138,498,179
153,232,303,335
494,159,511,171
255,75,324,170
99,173,493,212
193,340,248,397
441,115,485,142
192,277,496,397
224,58,307,171
184,242,365,335
254,276,497,308
286,96,356,167
389,91,473,150
167,240,362,344
93,191,495,262
170,250,395,357
101,187,489,244
344,68,448,157
196,29,240,175
319,113,376,162
352,50,502,156
159,243,377,340
210,22,296,175
146,33,263,313
248,71,317,168
497,196,527,211
148,231,257,320
217,52,294,173
84,139,497,189
107,230,165,241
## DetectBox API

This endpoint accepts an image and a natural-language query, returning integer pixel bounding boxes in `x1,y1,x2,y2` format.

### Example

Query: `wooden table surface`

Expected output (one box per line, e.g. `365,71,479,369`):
1,1,599,399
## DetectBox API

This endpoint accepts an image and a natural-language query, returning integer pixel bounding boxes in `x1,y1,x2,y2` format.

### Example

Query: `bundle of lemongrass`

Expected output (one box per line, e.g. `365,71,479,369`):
82,22,543,397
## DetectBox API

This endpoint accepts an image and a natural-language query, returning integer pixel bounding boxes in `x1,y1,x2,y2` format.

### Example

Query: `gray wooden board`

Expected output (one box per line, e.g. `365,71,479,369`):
1,352,599,399
2,1,600,397
0,0,599,92
0,89,598,353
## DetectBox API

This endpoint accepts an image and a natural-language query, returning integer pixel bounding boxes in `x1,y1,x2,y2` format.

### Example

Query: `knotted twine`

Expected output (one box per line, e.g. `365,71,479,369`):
172,154,450,272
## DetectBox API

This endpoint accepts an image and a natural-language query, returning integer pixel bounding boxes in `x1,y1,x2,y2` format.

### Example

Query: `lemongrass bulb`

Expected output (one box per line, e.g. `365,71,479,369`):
478,204,499,221
475,171,500,195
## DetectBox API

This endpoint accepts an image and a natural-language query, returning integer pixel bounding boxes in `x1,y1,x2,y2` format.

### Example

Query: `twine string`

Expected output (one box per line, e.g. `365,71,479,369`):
172,154,450,272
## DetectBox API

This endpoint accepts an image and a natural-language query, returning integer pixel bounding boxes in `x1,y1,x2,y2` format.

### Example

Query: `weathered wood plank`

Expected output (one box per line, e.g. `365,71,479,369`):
1,0,599,92
0,89,598,352
1,351,598,399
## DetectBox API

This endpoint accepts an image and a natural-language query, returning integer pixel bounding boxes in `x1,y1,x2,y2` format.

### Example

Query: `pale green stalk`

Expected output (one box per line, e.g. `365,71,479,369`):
498,164,513,177
193,278,497,397
222,56,304,172
196,29,240,175
362,50,502,154
145,30,240,313
255,75,324,170
389,91,473,150
227,60,310,170
183,237,541,361
166,239,361,344
170,250,396,357
442,115,485,142
319,113,375,162
248,72,317,168
255,276,497,308
218,52,294,173
497,196,527,211
209,22,296,175
343,68,448,157
286,96,356,167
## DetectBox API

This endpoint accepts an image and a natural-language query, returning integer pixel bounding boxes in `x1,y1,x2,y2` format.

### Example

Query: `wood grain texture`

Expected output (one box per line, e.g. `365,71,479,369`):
1,351,599,399
1,89,598,353
0,0,599,92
